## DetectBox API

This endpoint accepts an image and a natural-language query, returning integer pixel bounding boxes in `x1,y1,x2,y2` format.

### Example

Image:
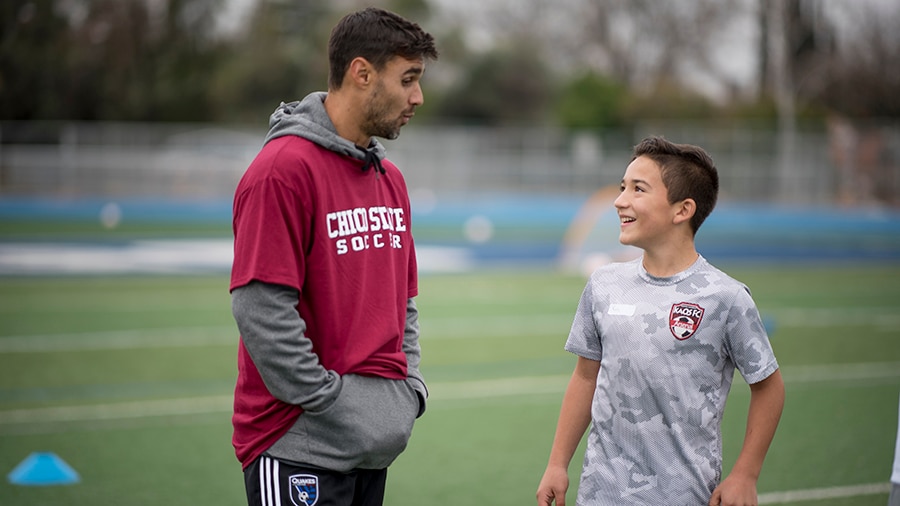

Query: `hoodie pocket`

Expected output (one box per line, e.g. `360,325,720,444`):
299,374,418,471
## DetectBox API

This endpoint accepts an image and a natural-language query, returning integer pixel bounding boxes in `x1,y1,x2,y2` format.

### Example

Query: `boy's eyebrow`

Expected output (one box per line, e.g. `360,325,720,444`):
621,177,653,187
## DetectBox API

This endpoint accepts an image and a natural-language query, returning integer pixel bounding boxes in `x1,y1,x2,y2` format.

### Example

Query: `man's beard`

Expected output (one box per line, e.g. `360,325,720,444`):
362,85,403,140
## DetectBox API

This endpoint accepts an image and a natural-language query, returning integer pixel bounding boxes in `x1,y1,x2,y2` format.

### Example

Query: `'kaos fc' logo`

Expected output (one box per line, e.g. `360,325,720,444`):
669,302,705,340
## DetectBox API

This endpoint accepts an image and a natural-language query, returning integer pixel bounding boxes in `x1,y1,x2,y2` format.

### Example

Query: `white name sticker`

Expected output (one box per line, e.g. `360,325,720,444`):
608,304,636,316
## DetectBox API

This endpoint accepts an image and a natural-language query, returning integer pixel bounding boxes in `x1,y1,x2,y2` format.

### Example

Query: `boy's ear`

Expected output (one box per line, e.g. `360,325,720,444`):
672,198,696,226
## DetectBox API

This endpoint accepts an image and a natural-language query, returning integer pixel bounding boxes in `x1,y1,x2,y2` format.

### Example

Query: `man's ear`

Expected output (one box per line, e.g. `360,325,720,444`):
673,198,696,225
347,57,373,87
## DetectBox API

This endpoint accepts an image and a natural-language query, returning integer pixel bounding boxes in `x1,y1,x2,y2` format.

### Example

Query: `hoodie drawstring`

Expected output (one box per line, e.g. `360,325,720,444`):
356,145,385,176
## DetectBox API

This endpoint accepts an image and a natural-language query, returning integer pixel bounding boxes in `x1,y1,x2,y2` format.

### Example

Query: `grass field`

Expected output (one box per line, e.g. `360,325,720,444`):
1,263,898,505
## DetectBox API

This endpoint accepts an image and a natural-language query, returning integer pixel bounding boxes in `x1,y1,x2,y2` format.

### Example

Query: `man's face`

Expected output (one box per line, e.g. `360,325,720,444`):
362,56,425,140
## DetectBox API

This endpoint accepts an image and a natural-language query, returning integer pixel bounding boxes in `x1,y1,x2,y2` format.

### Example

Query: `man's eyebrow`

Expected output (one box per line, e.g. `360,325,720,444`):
622,178,652,187
403,66,424,76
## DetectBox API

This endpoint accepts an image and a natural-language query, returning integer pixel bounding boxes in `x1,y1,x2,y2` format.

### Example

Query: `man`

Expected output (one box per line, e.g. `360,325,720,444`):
229,8,438,506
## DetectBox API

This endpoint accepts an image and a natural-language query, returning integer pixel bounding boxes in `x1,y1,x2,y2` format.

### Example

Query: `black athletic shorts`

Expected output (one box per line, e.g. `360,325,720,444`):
244,455,387,506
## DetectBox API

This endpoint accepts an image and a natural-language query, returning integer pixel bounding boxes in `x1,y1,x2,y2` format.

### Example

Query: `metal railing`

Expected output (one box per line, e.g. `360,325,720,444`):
1,120,897,206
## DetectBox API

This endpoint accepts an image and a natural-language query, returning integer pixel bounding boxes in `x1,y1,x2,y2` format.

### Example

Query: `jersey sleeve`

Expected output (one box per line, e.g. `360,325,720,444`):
725,286,779,384
565,281,603,361
231,177,310,293
407,231,418,299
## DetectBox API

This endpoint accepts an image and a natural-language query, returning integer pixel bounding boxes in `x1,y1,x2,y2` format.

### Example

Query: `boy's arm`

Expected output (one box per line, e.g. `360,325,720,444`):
709,369,785,506
536,356,600,506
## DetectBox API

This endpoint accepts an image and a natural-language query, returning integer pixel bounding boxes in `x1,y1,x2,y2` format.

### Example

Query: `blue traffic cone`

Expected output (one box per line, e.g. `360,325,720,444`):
7,452,80,486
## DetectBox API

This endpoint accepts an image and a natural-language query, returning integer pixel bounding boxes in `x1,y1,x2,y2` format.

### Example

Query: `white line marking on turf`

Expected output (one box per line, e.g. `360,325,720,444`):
0,377,572,426
2,304,898,354
0,399,889,504
0,316,576,353
0,396,234,424
758,482,891,504
0,240,235,275
422,314,573,339
430,375,570,400
0,326,238,352
772,307,900,328
783,361,900,383
0,242,471,275
2,362,898,426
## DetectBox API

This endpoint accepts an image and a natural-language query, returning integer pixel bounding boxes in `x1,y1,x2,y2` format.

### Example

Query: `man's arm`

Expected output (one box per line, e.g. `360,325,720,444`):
232,280,342,411
402,297,427,417
536,356,600,506
709,369,785,506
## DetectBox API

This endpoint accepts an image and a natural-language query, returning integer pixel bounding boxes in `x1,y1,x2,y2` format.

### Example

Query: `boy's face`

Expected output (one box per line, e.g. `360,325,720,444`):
361,55,426,140
614,155,680,250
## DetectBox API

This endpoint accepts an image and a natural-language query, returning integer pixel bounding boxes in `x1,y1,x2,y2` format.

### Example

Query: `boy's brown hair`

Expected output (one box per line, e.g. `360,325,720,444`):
632,136,719,235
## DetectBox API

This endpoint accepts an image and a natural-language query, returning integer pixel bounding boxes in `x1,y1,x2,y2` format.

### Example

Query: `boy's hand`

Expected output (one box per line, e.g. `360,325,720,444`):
536,466,569,506
708,473,757,506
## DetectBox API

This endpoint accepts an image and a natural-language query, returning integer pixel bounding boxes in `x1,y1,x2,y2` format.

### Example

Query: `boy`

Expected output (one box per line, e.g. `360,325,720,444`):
536,136,785,505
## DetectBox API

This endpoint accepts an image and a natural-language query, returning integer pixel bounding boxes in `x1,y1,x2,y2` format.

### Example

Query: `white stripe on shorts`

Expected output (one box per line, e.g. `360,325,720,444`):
259,456,282,506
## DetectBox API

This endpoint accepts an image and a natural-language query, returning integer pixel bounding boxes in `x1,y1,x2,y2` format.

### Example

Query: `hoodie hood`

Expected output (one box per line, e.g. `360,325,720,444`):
264,92,386,171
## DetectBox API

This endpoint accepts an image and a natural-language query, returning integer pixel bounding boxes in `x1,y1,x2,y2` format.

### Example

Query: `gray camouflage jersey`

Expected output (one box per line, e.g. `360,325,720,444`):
565,255,778,505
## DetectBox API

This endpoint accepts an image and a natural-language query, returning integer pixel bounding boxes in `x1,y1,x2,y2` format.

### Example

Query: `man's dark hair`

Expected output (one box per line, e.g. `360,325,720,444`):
328,7,438,90
632,136,719,235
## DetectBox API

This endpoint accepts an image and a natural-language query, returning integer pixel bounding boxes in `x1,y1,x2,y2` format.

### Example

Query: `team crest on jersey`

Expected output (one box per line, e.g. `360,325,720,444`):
669,302,705,340
289,474,319,506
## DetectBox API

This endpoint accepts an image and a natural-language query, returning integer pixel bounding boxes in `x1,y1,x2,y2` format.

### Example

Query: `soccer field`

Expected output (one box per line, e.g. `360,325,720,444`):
0,264,898,505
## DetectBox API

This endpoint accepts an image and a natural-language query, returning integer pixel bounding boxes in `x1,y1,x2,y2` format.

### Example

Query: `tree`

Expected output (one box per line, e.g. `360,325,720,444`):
432,43,554,126
0,0,70,119
561,0,750,101
555,72,629,130
208,0,333,123
815,2,900,117
1,0,230,121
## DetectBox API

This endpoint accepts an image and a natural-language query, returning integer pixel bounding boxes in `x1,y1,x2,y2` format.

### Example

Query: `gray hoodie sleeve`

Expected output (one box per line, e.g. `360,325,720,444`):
231,280,341,411
404,298,428,417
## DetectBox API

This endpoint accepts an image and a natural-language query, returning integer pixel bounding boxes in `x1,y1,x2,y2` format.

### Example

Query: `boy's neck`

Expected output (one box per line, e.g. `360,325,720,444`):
641,241,699,278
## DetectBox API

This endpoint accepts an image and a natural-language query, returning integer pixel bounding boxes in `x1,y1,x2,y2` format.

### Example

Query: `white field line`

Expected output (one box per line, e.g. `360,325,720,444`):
0,316,575,353
0,242,472,275
772,307,900,329
2,361,898,426
0,396,234,424
0,326,239,353
0,376,568,425
422,307,900,336
783,361,900,383
0,377,570,426
0,408,889,505
430,375,569,400
758,481,892,504
2,304,898,353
